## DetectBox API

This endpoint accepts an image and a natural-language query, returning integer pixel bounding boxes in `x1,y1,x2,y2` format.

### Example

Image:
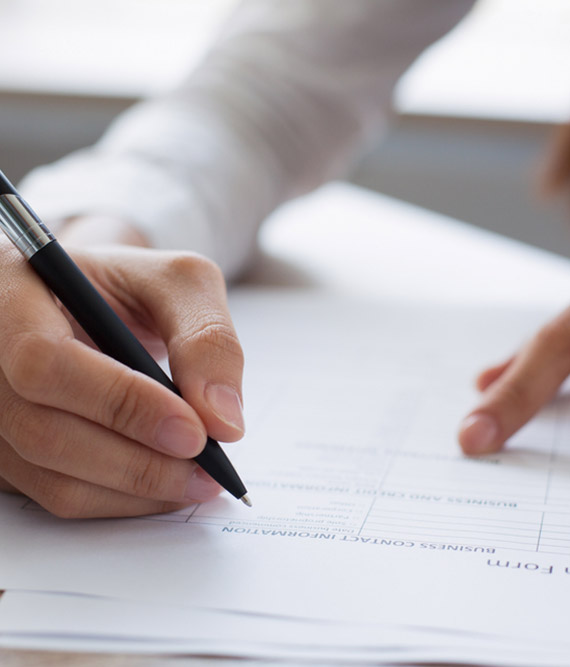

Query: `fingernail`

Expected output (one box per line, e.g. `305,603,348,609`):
459,414,498,454
155,417,205,457
184,466,222,503
204,384,245,433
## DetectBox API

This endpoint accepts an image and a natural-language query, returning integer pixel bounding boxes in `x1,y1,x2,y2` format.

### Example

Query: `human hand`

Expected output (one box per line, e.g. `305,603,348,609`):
459,123,570,456
0,218,245,518
458,308,570,455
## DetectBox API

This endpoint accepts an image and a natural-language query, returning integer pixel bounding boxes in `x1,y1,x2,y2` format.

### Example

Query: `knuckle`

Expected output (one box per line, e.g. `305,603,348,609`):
0,394,29,444
38,475,90,519
535,323,560,350
16,422,63,467
101,372,145,435
124,448,169,499
535,314,570,353
5,333,60,400
0,399,61,466
191,322,244,367
496,381,532,416
166,252,224,288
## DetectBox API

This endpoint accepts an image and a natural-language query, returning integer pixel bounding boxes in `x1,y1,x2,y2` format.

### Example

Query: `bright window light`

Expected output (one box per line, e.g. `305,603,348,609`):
1,0,569,124
0,0,239,97
396,0,570,122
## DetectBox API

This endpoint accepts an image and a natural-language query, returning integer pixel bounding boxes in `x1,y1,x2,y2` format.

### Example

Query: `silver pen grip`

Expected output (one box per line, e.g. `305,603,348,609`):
0,194,55,259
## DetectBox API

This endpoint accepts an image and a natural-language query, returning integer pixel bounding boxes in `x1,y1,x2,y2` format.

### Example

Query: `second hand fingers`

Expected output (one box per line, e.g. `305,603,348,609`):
459,312,570,454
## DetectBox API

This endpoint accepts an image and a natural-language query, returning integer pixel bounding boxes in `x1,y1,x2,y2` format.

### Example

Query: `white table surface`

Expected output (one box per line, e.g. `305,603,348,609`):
252,182,570,310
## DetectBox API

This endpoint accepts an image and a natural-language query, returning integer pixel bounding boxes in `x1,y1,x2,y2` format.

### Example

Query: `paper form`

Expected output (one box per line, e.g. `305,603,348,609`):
56,293,570,557
116,385,566,558
1,290,570,658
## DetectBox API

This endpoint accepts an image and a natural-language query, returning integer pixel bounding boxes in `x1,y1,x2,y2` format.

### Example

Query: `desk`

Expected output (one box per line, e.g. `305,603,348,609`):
2,183,570,666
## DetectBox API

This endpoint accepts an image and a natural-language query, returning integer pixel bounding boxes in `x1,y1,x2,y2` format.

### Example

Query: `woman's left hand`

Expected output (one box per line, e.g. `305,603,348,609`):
459,306,570,454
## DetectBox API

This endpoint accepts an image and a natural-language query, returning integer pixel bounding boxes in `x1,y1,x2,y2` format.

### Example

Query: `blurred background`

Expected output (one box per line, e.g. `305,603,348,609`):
0,0,569,256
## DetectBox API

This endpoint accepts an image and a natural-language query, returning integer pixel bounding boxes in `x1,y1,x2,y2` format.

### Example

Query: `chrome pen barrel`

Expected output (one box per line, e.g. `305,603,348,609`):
0,194,54,259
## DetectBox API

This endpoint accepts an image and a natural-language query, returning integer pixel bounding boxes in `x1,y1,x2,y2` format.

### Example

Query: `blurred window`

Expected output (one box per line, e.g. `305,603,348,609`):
397,0,570,122
1,0,569,124
0,0,239,97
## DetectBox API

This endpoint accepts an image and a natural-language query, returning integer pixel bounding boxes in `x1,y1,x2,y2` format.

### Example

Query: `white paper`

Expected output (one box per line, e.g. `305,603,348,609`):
1,291,570,667
3,590,570,666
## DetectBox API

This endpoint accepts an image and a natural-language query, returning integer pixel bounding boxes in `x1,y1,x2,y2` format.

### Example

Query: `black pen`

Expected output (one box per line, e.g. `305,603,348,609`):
0,170,251,507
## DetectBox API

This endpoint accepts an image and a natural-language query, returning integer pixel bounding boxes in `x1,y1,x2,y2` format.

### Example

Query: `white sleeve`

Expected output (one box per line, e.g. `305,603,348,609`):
19,0,474,280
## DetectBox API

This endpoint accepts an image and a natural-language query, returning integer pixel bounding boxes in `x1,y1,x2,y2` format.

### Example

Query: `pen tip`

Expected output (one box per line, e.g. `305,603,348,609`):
240,494,252,508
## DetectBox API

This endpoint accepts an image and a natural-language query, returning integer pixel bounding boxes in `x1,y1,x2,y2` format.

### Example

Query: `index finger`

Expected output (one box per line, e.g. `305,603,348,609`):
458,309,570,455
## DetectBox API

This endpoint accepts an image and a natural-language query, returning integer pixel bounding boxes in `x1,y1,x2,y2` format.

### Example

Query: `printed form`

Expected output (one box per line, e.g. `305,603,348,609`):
121,292,570,560
1,289,570,657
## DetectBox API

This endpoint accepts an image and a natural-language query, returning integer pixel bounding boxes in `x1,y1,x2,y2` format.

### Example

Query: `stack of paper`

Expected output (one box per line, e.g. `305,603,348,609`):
2,289,570,665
